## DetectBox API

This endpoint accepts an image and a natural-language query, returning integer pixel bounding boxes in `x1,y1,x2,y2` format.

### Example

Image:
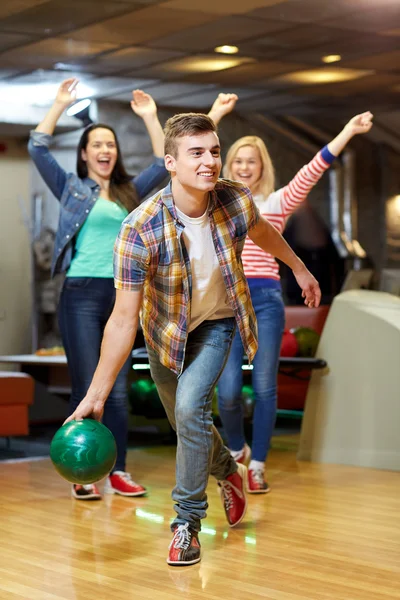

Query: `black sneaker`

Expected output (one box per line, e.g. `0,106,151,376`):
72,484,101,500
167,523,201,566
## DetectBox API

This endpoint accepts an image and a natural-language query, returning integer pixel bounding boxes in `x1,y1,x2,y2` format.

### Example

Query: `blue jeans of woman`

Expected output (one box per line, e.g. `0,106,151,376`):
58,277,131,473
147,317,238,532
217,282,285,463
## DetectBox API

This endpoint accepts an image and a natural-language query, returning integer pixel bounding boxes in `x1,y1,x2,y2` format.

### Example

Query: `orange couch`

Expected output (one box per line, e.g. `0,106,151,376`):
0,372,34,437
277,305,330,411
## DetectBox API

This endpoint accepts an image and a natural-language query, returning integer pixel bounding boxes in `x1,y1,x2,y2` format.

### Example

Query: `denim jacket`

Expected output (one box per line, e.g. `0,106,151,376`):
28,130,168,277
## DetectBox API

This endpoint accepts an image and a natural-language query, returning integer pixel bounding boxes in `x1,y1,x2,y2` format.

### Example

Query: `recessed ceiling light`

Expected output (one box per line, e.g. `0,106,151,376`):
214,45,239,55
322,54,342,64
157,55,252,74
277,67,372,85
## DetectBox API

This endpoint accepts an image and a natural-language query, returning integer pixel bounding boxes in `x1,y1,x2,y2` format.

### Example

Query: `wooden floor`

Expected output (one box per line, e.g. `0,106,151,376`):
1,436,400,600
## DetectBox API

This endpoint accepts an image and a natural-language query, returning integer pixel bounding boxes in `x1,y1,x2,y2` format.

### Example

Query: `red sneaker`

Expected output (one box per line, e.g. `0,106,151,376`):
248,469,270,494
167,523,201,566
105,471,147,497
218,463,248,527
72,484,101,500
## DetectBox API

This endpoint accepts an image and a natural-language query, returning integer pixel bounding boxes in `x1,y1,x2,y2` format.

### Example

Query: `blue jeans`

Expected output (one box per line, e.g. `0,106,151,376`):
217,284,285,463
58,277,131,473
147,318,238,532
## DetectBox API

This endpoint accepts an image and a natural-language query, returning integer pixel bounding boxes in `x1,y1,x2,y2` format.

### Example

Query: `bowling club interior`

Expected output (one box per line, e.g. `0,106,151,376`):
0,1,400,599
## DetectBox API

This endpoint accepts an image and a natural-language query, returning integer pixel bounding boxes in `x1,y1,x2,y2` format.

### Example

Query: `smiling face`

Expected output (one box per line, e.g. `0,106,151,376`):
230,144,262,192
81,127,118,181
165,131,222,194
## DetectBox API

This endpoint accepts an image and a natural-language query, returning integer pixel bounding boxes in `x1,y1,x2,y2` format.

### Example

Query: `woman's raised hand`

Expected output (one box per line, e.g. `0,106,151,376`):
55,78,79,107
130,89,157,119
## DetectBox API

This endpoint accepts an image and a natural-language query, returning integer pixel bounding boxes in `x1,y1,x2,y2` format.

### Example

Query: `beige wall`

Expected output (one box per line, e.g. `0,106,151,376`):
0,138,31,355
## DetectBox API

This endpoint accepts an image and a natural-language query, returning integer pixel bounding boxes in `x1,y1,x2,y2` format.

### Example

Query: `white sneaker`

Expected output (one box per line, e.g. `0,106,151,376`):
230,443,251,465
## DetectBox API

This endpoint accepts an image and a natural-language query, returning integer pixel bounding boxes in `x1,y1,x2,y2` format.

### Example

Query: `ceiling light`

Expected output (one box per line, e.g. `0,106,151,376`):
67,98,91,117
66,99,93,126
322,54,342,64
277,67,372,85
214,45,239,55
159,55,252,74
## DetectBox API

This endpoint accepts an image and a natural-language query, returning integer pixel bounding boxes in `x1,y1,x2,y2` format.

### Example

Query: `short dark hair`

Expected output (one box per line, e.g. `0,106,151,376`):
77,123,139,212
164,113,217,157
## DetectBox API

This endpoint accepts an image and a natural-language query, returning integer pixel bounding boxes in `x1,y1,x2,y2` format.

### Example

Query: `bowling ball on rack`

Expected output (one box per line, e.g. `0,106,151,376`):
291,327,320,358
280,329,299,357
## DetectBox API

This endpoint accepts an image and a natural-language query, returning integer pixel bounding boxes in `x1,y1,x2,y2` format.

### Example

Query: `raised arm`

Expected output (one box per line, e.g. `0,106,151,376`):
248,216,321,308
35,78,78,135
130,89,164,158
130,89,168,198
65,288,143,422
327,111,373,156
208,93,238,125
28,78,79,199
276,110,373,218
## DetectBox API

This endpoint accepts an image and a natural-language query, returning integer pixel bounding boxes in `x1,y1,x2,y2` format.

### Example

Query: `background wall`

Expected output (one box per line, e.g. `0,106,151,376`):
382,147,400,268
0,138,32,357
1,102,399,355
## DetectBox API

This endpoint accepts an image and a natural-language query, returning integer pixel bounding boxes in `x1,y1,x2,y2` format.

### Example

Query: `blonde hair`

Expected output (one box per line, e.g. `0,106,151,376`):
223,135,275,198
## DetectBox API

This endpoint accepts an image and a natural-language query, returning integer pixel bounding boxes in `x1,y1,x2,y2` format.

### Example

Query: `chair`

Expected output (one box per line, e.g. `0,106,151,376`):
0,372,34,437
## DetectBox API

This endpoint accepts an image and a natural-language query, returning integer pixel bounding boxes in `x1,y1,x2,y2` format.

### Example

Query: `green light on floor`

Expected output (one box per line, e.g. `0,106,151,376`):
245,535,256,545
222,531,228,540
202,527,217,536
136,508,164,524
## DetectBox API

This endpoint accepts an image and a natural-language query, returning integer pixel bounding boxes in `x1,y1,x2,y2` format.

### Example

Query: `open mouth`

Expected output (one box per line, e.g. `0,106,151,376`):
197,172,215,178
98,158,111,167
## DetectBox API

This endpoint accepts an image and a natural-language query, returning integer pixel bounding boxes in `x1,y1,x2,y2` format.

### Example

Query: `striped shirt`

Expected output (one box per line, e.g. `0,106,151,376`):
242,146,335,280
114,179,260,375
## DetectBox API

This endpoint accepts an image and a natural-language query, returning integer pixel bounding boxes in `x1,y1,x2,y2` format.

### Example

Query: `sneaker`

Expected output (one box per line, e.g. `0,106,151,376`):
218,462,248,527
248,469,270,494
231,443,251,465
104,471,147,497
167,523,201,566
72,484,101,500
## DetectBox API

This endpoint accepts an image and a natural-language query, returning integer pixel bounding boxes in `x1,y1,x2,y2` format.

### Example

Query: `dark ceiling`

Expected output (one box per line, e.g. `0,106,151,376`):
0,0,399,133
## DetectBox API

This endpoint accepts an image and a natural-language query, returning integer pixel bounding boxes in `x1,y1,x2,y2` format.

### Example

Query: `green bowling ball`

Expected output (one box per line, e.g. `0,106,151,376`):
212,387,219,417
292,327,320,357
50,419,117,484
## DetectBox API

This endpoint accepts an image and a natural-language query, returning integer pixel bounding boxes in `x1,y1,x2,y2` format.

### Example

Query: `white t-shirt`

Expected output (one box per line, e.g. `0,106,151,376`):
176,204,234,332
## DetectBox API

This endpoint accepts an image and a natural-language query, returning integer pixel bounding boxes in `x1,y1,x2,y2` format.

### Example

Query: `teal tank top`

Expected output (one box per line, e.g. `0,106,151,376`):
67,197,128,278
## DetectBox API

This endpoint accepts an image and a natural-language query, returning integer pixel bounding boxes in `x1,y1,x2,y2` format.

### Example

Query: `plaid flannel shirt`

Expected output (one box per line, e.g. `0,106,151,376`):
114,179,260,375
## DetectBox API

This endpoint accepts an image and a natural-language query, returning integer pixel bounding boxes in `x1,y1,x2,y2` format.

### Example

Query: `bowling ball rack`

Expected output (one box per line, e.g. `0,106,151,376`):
131,348,327,376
